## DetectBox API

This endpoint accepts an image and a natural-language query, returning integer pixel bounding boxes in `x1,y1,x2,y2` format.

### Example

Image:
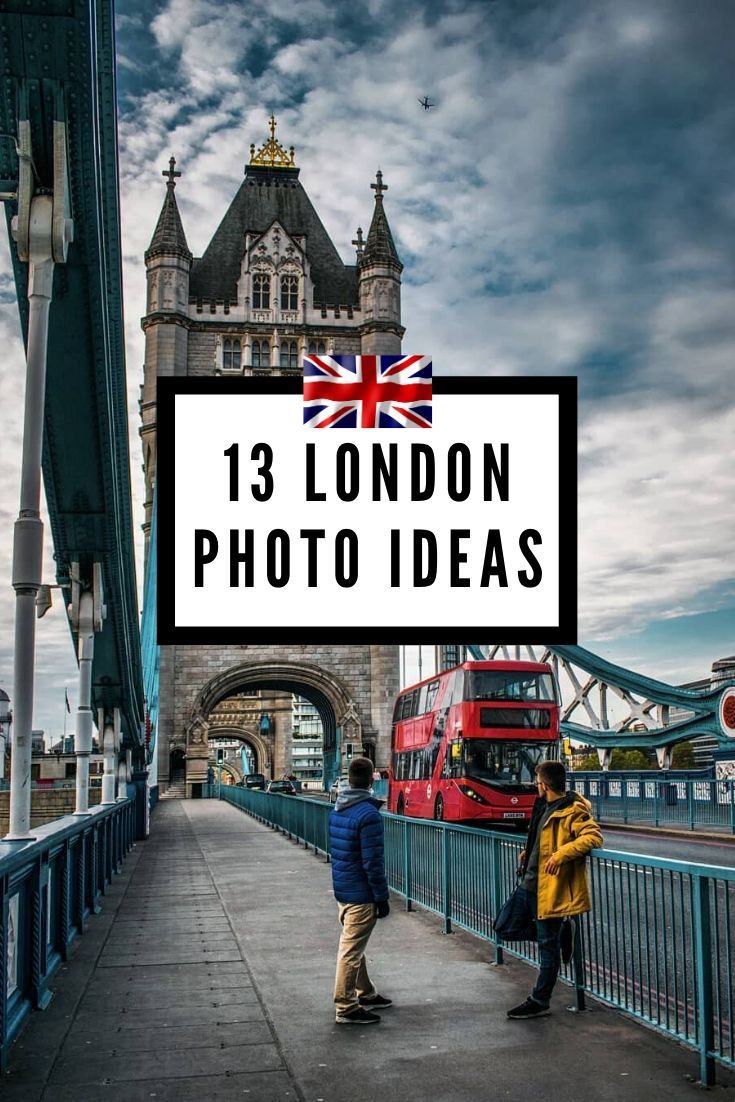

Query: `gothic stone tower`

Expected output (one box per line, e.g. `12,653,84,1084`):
141,118,402,793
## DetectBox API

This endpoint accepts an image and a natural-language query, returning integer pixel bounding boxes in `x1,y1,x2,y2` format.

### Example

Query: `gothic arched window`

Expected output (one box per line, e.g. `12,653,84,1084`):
253,274,270,309
280,340,298,369
308,341,326,356
280,274,298,311
252,340,271,369
318,341,326,354
222,338,241,371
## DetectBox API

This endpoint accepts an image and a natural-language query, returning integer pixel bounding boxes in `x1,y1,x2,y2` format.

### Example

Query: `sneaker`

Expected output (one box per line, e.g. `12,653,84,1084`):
335,1007,381,1025
359,992,393,1009
507,997,551,1019
560,918,575,965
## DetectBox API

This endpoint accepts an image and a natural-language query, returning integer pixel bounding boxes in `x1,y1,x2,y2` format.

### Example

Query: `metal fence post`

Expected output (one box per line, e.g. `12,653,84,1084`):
692,875,715,1086
441,825,452,934
570,914,586,1011
60,840,71,958
75,840,85,931
491,835,504,965
30,859,52,1010
403,818,412,912
91,826,101,914
687,784,695,831
730,781,735,836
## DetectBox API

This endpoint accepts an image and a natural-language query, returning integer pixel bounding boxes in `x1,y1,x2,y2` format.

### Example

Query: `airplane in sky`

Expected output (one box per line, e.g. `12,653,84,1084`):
418,96,436,110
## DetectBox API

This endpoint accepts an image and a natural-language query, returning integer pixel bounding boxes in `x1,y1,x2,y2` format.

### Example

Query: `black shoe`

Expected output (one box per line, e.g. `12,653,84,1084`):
507,997,551,1019
560,918,575,965
336,1006,381,1025
359,992,393,1009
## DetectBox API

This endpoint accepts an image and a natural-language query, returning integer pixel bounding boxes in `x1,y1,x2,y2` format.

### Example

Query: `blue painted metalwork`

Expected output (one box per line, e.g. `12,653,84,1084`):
210,785,735,1085
0,0,143,746
467,645,735,752
0,799,134,1069
567,775,735,832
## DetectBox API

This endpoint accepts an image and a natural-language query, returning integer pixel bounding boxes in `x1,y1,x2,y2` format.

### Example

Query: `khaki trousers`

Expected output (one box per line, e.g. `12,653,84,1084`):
333,903,377,1016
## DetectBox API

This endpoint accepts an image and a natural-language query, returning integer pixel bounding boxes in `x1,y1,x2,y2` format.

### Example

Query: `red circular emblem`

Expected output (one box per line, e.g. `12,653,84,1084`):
723,693,735,732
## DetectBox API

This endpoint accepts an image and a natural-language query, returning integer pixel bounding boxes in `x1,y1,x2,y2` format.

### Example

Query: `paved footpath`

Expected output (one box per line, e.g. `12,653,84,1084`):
3,800,734,1102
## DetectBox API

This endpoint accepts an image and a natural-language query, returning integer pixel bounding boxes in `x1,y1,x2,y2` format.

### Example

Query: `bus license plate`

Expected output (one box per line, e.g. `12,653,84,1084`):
503,812,525,819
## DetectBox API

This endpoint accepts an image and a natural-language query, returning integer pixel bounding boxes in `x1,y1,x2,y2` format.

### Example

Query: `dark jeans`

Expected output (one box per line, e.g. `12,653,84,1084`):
518,886,563,1007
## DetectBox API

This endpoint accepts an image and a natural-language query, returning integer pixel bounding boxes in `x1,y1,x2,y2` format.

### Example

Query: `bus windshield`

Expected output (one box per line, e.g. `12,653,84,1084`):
466,670,557,704
463,740,557,785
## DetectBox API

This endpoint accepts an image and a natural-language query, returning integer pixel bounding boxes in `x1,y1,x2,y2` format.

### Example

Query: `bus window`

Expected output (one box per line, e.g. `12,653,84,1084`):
429,732,442,774
446,738,463,779
426,679,440,711
393,696,404,723
417,683,428,715
450,669,465,706
466,670,557,703
401,691,417,720
464,740,557,784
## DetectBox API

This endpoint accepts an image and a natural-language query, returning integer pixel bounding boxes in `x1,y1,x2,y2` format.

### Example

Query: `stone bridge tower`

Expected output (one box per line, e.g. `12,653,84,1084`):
141,118,403,793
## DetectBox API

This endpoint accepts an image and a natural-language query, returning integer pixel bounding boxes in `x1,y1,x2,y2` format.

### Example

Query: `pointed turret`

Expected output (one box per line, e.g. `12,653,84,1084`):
360,170,402,270
358,170,404,354
145,157,192,262
141,157,192,559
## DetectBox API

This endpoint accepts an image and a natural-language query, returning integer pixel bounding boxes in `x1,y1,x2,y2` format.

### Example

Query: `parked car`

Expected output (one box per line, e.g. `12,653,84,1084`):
267,779,296,795
329,774,350,803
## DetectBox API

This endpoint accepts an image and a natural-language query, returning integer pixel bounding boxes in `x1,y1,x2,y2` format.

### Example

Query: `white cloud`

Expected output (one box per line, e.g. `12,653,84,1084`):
577,399,735,640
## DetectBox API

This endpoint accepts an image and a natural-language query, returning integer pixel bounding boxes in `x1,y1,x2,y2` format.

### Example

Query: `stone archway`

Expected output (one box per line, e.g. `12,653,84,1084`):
185,661,360,793
207,725,270,777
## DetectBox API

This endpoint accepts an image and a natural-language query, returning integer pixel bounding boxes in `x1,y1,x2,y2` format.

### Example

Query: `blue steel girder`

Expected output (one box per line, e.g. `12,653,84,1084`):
468,644,735,750
0,0,143,747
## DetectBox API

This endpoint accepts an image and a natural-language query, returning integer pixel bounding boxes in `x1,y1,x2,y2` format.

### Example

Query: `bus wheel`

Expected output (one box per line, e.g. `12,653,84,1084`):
397,794,405,816
434,795,444,821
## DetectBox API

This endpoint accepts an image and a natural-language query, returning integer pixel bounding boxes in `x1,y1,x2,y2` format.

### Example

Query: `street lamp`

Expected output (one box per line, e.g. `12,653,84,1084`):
35,582,66,619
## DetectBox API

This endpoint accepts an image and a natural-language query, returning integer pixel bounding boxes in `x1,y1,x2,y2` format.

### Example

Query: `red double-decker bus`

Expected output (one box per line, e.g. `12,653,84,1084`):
388,660,560,824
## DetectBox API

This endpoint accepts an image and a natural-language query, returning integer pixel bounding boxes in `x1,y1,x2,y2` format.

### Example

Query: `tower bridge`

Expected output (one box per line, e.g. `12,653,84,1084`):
1,0,734,1089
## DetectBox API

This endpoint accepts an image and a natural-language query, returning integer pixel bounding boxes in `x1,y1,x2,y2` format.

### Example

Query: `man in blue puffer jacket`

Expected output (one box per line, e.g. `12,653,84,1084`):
329,756,392,1025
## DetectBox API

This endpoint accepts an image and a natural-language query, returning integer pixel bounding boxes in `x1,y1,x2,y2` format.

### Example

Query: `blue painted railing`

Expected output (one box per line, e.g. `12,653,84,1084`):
0,799,135,1068
205,785,734,1086
568,776,735,832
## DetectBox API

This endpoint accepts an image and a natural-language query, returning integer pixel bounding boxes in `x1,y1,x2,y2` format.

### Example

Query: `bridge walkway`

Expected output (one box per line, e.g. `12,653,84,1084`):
2,800,730,1102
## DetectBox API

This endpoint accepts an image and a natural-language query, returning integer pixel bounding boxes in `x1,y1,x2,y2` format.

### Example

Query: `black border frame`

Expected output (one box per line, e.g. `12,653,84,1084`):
157,375,577,644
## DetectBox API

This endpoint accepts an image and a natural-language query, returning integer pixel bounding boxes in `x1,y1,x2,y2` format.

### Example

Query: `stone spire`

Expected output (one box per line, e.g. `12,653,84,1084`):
358,170,404,354
360,170,402,270
145,157,192,263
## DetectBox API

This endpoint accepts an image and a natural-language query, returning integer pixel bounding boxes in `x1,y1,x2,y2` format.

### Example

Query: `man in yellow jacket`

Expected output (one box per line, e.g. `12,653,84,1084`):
507,759,602,1019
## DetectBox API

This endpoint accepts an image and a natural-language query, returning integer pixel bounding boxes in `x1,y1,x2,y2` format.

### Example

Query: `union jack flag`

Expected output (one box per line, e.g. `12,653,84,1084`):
303,354,432,428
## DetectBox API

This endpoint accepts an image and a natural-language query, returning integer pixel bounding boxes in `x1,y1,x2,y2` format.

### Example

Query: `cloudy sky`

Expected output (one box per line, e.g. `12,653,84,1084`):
1,0,733,737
